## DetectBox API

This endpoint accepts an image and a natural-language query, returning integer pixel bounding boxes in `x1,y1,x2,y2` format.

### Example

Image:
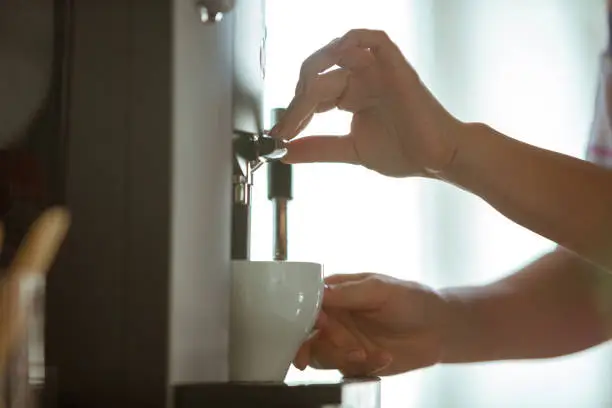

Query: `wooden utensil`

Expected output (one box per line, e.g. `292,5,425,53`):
0,207,70,383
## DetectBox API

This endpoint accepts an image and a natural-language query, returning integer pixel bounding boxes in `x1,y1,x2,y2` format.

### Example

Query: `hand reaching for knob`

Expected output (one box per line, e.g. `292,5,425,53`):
269,29,461,177
287,3,612,382
295,273,452,377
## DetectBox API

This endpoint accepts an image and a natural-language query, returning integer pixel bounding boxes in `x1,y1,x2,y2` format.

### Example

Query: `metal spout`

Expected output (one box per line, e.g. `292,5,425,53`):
232,130,287,207
231,128,287,260
267,108,291,261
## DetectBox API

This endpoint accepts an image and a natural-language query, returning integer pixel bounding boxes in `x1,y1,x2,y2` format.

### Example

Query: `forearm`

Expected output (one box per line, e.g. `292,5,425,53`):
439,249,612,364
440,122,612,271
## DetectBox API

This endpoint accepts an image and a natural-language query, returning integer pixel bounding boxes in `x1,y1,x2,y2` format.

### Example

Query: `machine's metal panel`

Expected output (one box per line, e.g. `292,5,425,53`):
168,0,234,386
232,0,266,135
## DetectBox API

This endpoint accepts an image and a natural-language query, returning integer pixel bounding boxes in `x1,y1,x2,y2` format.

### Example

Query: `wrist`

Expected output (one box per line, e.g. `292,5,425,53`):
437,285,497,364
434,121,504,192
422,116,463,177
436,287,473,364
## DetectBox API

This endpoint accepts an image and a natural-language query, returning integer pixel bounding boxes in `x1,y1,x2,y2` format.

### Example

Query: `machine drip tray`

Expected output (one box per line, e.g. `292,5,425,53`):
174,377,381,408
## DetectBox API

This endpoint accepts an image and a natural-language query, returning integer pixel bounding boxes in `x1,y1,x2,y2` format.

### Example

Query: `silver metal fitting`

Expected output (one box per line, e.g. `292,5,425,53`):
232,131,287,206
273,198,288,261
196,0,236,24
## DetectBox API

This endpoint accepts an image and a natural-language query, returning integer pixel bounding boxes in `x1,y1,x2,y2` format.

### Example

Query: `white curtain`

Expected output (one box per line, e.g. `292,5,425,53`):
251,0,612,406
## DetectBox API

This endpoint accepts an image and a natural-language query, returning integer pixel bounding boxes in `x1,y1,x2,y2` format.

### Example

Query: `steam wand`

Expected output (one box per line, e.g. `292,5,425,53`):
267,109,291,261
231,124,287,260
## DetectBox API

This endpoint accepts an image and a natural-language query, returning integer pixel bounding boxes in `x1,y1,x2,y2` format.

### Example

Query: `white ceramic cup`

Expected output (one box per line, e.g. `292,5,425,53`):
229,261,324,383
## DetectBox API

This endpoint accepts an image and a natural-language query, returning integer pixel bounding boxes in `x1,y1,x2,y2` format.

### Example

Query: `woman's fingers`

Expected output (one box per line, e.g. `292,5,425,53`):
272,69,349,140
323,278,387,311
297,38,343,90
275,39,371,139
307,339,391,377
322,314,367,356
338,29,402,64
314,309,329,331
337,47,376,72
293,309,330,369
273,29,405,141
293,333,315,370
289,95,338,138
293,333,366,371
297,30,394,90
297,29,396,88
325,273,375,286
342,349,393,378
295,313,370,371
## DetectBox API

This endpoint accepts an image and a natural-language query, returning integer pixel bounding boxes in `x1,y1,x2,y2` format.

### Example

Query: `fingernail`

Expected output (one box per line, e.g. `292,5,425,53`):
347,350,366,362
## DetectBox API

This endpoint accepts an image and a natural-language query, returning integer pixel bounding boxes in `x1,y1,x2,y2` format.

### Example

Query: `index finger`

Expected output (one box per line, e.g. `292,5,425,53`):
271,69,349,140
295,38,343,94
298,29,400,87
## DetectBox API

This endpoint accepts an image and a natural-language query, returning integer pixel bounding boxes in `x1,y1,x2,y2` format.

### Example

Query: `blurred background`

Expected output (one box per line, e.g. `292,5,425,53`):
250,0,612,406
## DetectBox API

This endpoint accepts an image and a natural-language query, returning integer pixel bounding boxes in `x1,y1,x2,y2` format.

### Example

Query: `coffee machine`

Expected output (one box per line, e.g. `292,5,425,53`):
2,0,380,406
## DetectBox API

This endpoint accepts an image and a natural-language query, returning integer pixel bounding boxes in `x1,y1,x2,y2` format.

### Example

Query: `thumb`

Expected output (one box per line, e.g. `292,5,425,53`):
324,278,386,311
283,136,359,165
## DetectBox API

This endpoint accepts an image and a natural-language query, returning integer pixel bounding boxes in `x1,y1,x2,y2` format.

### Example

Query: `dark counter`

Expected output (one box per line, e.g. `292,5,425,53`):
174,377,381,408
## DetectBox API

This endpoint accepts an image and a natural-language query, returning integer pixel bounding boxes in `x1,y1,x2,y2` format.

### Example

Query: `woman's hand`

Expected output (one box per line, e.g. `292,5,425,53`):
270,29,462,177
294,273,452,377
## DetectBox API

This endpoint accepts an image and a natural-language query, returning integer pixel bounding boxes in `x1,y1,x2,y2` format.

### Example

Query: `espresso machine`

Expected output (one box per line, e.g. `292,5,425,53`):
1,0,380,406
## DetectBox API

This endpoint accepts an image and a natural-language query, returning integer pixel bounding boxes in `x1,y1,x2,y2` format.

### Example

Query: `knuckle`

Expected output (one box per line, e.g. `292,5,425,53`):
374,30,391,42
